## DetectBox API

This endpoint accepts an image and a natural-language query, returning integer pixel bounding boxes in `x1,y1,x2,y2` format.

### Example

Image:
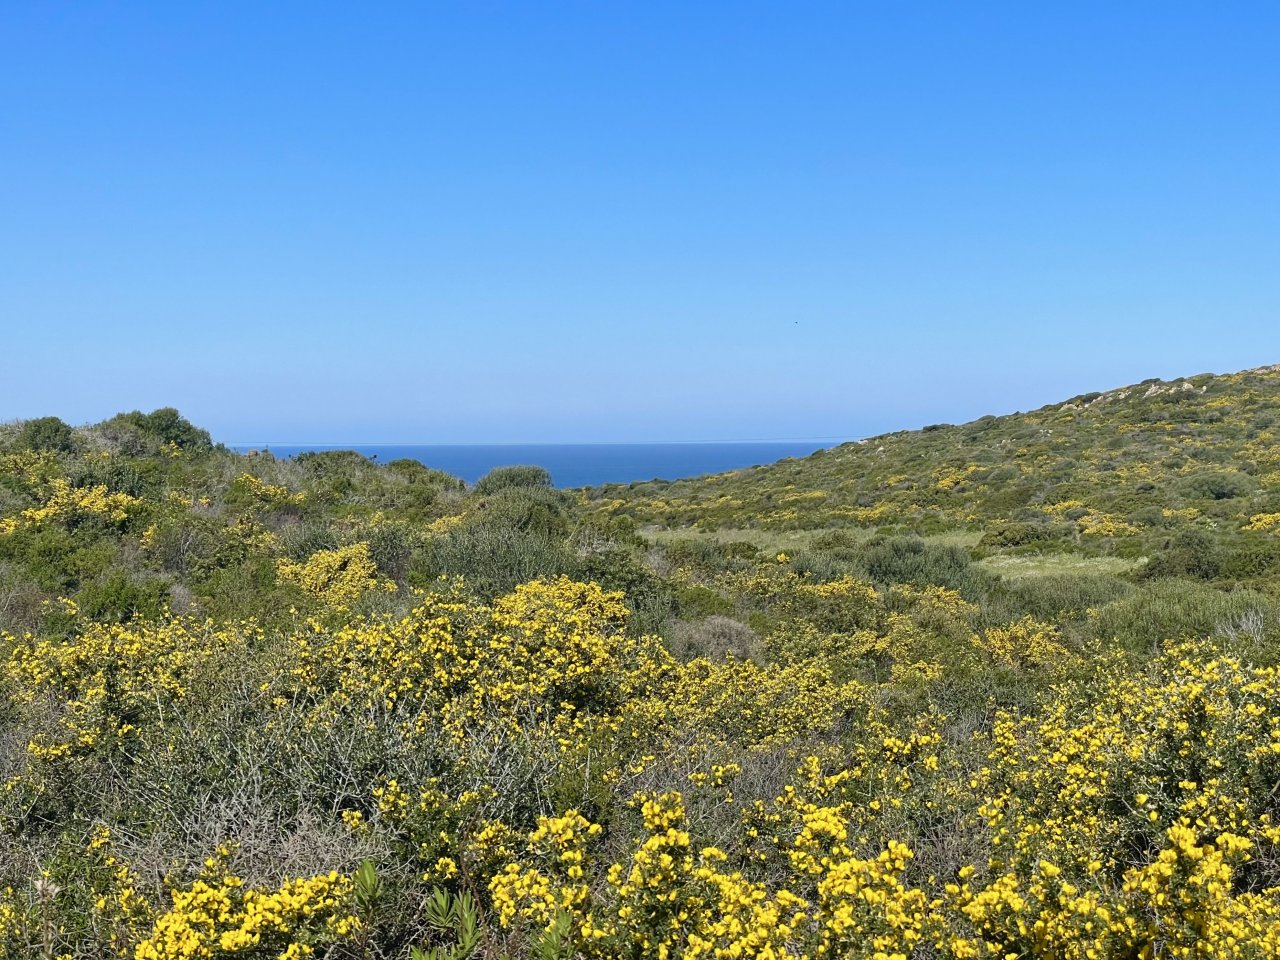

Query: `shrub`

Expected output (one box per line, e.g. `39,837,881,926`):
1177,470,1257,501
979,521,1058,548
862,535,993,600
469,486,572,538
1141,529,1224,581
674,583,734,620
16,417,76,453
146,514,247,578
988,573,1135,622
385,459,466,492
414,526,577,599
667,615,760,661
1090,580,1279,652
812,530,861,551
722,540,761,560
474,465,553,496
76,569,171,622
365,523,416,582
277,542,394,607
293,449,374,473
1222,538,1280,580
109,407,213,451
656,538,734,574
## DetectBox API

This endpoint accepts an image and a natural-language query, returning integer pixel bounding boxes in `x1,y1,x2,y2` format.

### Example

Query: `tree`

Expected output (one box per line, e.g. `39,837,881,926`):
17,416,76,453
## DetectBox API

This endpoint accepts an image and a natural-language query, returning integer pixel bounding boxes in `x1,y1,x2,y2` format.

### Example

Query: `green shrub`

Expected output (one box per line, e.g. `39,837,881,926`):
979,522,1059,548
862,536,993,600
366,523,417,581
474,465,552,495
675,583,734,619
1177,470,1257,501
812,530,861,551
279,523,341,562
469,486,572,537
974,484,1037,516
658,538,733,574
722,540,761,560
0,526,117,593
986,573,1135,622
76,569,171,622
414,527,577,599
1221,539,1280,580
17,416,76,453
1141,530,1224,581
386,459,466,492
149,515,247,578
109,407,213,451
1090,580,1278,653
293,450,375,474
668,615,759,661
788,549,860,582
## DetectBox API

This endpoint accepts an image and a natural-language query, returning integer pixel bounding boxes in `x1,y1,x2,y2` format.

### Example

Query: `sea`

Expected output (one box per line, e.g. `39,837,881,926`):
228,442,841,489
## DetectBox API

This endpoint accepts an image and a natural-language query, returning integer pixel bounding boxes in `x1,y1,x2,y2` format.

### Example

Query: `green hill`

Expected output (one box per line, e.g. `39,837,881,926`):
586,364,1280,581
4,376,1280,955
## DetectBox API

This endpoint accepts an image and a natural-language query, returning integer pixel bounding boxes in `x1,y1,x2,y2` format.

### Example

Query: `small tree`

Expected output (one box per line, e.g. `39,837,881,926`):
474,465,553,495
17,416,76,453
111,407,213,450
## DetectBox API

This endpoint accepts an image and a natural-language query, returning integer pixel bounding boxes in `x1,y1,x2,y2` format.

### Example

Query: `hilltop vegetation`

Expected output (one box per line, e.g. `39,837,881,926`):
0,370,1279,958
588,364,1280,581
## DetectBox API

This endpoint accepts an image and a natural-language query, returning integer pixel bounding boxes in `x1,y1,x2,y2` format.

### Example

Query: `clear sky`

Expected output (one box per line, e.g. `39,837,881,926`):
2,3,1277,443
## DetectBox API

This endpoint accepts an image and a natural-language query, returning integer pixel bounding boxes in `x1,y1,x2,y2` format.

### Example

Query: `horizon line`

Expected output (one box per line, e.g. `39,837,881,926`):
224,436,861,448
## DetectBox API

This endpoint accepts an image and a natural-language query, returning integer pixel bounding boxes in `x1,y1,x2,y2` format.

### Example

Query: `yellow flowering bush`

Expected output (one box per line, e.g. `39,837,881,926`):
1,570,1279,957
4,617,252,764
971,616,1077,672
276,542,395,606
228,473,307,510
12,373,1280,956
133,867,355,960
1245,512,1280,532
0,477,141,535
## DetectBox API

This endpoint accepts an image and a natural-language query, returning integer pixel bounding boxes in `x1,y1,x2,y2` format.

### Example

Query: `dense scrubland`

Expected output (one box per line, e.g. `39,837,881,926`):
2,367,1280,958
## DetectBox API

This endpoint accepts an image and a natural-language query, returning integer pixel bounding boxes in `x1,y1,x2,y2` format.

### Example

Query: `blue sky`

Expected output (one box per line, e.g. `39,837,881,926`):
2,2,1277,443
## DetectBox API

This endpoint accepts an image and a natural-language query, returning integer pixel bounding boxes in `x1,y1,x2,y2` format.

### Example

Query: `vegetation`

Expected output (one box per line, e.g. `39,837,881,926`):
1,366,1280,957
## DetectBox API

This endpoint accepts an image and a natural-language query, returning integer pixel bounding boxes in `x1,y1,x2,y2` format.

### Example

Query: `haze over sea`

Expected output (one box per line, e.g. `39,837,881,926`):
229,442,839,489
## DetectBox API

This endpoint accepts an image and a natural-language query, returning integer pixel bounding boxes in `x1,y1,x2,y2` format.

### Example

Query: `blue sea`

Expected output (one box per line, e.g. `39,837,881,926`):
229,442,839,489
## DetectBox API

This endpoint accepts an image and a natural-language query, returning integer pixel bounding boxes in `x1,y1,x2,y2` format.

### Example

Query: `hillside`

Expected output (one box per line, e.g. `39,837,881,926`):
581,365,1280,593
2,374,1280,956
587,364,1280,535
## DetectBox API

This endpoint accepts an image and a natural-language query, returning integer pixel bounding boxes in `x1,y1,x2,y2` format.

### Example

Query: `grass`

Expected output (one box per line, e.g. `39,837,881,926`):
977,552,1146,579
642,526,983,553
641,526,841,553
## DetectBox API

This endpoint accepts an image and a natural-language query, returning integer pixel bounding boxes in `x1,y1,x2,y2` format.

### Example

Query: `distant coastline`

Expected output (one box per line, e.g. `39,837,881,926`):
227,441,842,488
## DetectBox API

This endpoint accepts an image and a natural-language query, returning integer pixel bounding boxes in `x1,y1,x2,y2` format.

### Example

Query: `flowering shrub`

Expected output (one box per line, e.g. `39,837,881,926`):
482,642,1280,960
0,477,141,535
5,617,252,763
131,849,356,960
228,473,307,510
7,574,1277,955
276,542,395,607
5,376,1280,956
1246,512,1280,532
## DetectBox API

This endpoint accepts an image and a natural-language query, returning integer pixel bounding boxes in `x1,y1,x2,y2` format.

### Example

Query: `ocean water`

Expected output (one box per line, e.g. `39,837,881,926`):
229,442,839,489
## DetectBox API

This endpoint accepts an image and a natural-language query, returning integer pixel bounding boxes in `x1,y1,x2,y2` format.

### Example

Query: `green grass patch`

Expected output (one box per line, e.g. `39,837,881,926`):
978,552,1146,579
